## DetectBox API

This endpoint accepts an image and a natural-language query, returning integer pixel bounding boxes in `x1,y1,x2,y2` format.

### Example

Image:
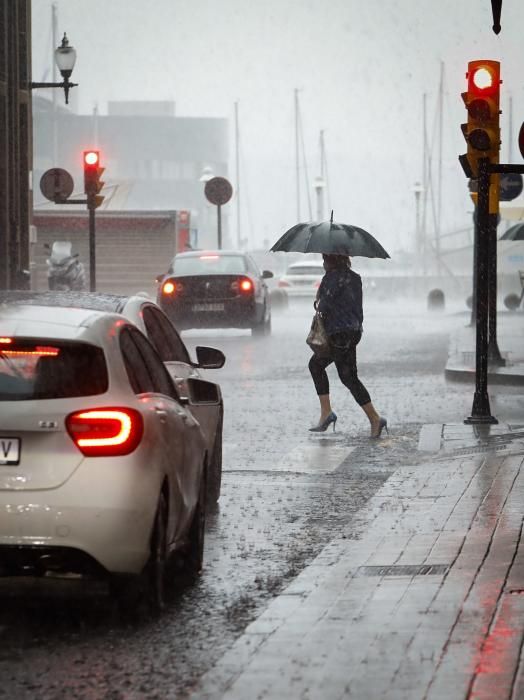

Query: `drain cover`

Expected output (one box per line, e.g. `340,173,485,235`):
358,564,450,577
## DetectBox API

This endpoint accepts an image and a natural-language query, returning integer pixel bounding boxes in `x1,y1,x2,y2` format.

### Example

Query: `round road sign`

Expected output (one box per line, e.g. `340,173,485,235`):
500,172,523,201
204,176,233,206
40,168,74,202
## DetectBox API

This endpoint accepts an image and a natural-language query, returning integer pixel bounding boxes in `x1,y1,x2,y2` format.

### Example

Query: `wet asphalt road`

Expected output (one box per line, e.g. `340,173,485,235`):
1,297,522,699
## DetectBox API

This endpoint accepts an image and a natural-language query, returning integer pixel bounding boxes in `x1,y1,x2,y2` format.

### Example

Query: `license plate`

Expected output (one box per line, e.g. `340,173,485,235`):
192,303,224,312
0,438,20,465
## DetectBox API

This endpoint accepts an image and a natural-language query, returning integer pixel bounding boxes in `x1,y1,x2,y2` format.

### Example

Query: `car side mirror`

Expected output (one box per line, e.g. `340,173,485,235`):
195,346,225,369
186,377,220,404
155,274,164,284
262,270,274,279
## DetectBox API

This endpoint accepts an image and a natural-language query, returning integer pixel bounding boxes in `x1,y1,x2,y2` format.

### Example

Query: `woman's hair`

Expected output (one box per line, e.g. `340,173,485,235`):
322,254,351,270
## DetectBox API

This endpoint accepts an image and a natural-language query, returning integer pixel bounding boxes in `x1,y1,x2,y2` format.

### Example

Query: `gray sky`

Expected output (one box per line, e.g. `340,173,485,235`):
32,0,524,253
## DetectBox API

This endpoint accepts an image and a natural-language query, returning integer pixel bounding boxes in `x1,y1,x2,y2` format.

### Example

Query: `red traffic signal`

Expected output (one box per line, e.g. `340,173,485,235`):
470,65,495,92
83,149,105,207
460,60,501,179
83,150,99,167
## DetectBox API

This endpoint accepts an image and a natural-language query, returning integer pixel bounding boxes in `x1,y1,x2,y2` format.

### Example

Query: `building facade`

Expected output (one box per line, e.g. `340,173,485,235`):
0,1,33,289
32,99,230,250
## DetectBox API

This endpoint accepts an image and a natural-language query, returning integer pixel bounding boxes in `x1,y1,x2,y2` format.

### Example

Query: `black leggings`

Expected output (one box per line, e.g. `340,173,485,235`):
308,330,371,406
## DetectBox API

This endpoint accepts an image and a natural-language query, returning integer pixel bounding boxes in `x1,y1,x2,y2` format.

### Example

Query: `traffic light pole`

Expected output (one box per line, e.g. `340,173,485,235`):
469,205,478,327
88,196,96,291
465,161,524,425
465,157,496,424
487,212,504,365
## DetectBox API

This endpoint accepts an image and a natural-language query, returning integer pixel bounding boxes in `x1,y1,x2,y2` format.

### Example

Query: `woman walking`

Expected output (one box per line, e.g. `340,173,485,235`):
308,253,387,437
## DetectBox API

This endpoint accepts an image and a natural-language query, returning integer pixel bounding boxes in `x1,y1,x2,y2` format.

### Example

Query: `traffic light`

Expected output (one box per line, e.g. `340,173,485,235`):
460,60,501,180
83,150,105,208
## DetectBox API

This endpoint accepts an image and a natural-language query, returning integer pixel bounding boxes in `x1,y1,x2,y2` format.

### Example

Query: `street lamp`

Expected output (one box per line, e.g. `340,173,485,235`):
30,33,78,105
412,181,425,271
314,176,325,221
198,166,214,247
199,165,214,183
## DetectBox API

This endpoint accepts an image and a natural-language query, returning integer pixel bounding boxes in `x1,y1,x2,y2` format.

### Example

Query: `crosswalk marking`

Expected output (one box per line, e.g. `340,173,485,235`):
223,441,354,473
276,443,354,473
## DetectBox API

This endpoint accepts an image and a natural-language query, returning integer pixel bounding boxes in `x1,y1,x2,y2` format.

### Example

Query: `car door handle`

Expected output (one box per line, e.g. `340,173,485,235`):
171,406,189,422
154,407,168,422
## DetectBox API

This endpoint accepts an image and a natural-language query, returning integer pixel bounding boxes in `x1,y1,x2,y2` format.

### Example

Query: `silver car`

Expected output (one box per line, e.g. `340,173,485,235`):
0,303,210,611
0,290,226,504
277,260,325,298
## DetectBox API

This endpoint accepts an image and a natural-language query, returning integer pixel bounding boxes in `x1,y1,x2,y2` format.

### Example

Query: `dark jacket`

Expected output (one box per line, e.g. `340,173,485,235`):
316,268,363,335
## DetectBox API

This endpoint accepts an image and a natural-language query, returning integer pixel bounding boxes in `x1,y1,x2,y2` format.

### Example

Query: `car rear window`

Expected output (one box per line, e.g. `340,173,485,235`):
173,255,246,276
287,266,324,276
0,339,108,400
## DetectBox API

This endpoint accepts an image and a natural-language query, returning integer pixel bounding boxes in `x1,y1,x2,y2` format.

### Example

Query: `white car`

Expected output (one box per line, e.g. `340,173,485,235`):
0,291,226,504
277,260,325,298
0,303,211,611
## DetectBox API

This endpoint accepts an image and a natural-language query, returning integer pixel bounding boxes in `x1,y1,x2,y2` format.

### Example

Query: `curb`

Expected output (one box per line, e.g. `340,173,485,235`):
445,359,524,385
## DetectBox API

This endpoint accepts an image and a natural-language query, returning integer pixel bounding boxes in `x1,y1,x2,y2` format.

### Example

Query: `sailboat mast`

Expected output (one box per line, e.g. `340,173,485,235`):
315,130,327,221
321,130,331,215
295,88,300,220
436,61,444,275
234,101,241,248
422,92,428,275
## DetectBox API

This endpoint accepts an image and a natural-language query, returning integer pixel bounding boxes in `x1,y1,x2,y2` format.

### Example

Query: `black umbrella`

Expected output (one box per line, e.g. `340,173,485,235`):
270,212,390,259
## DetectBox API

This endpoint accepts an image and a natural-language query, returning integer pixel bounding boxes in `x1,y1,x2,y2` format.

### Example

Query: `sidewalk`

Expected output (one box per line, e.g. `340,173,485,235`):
445,310,524,385
188,423,524,700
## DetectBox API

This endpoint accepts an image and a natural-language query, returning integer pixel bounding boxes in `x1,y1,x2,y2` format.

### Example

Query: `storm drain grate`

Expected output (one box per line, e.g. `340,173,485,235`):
443,444,515,457
357,564,450,577
440,432,524,459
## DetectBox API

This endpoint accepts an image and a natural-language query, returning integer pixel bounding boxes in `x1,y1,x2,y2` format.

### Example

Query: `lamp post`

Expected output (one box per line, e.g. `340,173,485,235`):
30,33,78,104
314,176,325,221
412,181,425,273
199,166,214,184
199,166,214,248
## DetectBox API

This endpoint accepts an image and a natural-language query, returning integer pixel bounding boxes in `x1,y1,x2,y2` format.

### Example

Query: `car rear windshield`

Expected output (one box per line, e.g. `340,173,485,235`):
0,339,108,400
287,266,324,276
172,255,247,276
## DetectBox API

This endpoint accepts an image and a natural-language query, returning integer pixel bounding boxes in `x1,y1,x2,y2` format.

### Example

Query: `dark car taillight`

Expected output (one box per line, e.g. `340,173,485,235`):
162,279,183,296
231,277,254,294
66,408,143,457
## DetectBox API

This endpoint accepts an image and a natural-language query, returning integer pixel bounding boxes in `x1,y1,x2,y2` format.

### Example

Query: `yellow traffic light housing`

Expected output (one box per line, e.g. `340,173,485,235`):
460,60,501,180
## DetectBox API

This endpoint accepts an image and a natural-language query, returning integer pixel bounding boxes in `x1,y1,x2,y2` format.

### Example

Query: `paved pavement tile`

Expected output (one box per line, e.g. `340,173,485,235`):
189,425,524,700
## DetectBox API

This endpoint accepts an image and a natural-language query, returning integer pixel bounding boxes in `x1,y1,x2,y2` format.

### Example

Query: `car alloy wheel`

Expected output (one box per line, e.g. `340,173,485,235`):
182,462,207,577
252,305,270,336
148,492,169,613
207,414,223,505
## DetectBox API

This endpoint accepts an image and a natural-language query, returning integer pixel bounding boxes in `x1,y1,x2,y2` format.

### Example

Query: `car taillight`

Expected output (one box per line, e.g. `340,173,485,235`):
66,408,143,457
231,277,254,294
278,280,290,288
162,280,183,296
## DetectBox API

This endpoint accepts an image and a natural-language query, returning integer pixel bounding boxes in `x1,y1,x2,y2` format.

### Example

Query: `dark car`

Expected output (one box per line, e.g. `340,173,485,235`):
0,290,226,503
156,250,273,335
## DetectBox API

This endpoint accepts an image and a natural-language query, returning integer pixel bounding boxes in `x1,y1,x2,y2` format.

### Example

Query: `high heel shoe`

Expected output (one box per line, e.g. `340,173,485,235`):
371,417,388,439
309,412,337,433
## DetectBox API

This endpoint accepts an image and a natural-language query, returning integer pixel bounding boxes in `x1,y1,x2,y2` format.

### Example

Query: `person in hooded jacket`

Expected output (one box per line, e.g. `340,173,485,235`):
308,253,387,437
